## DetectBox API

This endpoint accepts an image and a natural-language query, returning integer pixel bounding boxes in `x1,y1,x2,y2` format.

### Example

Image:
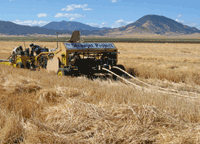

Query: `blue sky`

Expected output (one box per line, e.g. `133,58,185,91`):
0,0,200,29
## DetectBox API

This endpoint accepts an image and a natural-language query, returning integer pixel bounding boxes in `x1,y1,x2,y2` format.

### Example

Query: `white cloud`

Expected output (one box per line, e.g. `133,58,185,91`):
69,17,76,21
127,21,133,24
87,23,100,27
101,22,108,27
37,13,47,18
55,13,85,21
87,22,109,28
55,13,63,18
12,19,50,26
186,23,200,29
177,14,182,17
111,0,117,3
111,19,134,28
187,23,198,27
175,19,184,23
87,20,133,28
61,4,92,11
175,19,200,30
83,8,93,10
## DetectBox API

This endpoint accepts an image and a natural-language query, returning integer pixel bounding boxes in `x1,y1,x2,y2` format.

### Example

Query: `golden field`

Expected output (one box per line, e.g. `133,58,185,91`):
1,41,200,84
0,41,200,143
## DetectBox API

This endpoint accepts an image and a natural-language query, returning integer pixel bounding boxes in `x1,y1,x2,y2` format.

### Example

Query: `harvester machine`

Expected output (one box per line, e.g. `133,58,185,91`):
0,44,52,70
47,31,126,79
0,31,127,79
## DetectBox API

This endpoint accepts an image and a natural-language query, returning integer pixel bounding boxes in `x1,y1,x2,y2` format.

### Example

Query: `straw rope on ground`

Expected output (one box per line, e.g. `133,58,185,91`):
103,67,199,100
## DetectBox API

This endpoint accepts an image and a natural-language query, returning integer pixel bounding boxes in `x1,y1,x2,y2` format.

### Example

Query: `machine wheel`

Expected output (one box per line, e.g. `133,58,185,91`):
25,62,31,69
71,70,80,77
30,65,36,71
57,68,65,76
57,68,72,76
111,65,126,80
86,71,94,80
16,62,24,68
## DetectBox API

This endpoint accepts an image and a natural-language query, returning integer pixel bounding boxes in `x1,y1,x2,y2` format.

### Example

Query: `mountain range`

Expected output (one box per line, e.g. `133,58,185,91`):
0,15,199,36
41,21,111,31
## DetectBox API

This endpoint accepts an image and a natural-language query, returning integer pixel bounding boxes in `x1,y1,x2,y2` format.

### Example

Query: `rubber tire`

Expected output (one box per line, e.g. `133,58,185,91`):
16,62,24,68
111,65,126,80
25,62,31,69
71,70,80,77
57,68,72,76
57,68,66,76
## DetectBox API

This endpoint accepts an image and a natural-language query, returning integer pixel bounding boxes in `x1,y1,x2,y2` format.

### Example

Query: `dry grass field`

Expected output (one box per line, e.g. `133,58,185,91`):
0,41,200,143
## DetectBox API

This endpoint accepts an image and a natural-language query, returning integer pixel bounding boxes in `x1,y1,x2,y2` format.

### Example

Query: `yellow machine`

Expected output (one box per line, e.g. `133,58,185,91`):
0,53,32,68
0,44,52,70
47,31,126,79
0,31,126,79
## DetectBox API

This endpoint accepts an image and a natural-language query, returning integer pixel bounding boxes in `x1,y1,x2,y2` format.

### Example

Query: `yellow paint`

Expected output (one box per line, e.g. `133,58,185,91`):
16,56,22,64
61,52,66,66
57,70,63,76
35,52,52,61
0,61,11,66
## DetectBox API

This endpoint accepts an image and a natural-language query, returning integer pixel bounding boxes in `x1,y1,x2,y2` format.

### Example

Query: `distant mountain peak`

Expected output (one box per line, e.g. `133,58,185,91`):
117,14,200,35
